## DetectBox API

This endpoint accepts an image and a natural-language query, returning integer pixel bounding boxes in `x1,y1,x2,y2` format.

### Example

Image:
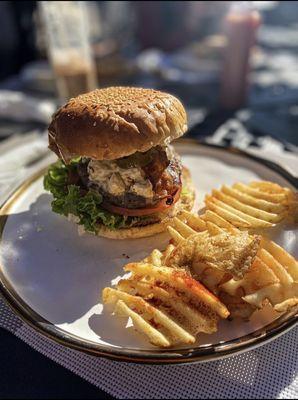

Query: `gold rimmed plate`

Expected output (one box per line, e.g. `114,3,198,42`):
0,141,297,364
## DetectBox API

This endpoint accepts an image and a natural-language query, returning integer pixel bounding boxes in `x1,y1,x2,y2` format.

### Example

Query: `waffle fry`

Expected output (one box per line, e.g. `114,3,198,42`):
103,180,297,348
167,211,298,317
222,239,298,312
168,217,261,279
102,263,229,348
204,181,297,229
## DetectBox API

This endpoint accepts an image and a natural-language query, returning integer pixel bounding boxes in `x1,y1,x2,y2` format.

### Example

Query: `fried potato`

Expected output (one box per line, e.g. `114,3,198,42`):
219,292,257,320
104,288,194,347
117,278,218,334
124,263,229,319
205,181,297,229
167,225,184,245
206,195,273,228
102,263,229,348
161,244,175,265
167,206,297,318
202,210,238,234
114,300,171,348
243,283,298,311
144,249,163,266
103,179,297,347
167,227,261,280
261,239,298,280
179,210,207,231
221,238,298,312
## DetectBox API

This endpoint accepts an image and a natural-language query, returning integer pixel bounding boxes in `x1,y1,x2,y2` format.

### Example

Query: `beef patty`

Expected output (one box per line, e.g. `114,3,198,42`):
76,146,182,209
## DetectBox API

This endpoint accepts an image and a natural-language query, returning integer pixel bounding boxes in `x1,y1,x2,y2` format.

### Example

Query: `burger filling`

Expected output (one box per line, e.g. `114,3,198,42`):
44,145,183,233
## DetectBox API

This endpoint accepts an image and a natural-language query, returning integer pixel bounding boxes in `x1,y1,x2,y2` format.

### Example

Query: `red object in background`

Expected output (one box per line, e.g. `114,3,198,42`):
220,4,261,109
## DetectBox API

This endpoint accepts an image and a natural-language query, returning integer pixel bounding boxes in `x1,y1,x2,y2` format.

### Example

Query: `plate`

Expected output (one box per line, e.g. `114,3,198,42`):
0,141,297,364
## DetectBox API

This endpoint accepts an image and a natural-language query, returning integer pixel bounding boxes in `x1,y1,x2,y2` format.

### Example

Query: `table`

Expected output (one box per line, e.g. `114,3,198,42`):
1,3,298,396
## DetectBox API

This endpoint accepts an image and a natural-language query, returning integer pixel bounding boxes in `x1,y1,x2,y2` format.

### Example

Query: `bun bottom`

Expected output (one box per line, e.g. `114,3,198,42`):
77,167,195,239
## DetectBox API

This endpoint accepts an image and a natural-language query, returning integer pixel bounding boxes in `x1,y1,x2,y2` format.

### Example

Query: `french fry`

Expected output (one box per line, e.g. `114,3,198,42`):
233,182,288,203
261,239,298,280
221,241,297,313
103,262,229,348
167,226,184,244
274,298,298,313
202,210,238,234
206,196,273,228
114,300,171,348
124,263,229,319
220,258,279,297
172,217,198,238
118,278,218,334
221,185,286,213
103,179,297,348
179,210,207,231
167,203,297,318
144,249,163,266
205,196,252,228
205,221,224,235
103,287,196,347
242,283,298,311
204,181,297,230
161,244,175,265
211,189,284,223
258,248,294,286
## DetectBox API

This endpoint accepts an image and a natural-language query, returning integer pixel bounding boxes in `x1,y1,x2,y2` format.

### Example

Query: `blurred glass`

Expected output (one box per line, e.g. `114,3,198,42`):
39,1,97,103
84,1,137,85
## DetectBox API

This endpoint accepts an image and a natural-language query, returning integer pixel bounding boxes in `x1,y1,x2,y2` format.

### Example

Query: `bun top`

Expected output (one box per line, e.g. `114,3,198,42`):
48,87,187,162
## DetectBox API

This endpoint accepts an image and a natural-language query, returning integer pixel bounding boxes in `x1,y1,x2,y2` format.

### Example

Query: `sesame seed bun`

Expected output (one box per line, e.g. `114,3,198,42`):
48,87,187,163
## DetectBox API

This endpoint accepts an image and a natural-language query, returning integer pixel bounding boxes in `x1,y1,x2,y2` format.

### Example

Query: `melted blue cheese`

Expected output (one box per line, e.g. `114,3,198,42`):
87,159,154,199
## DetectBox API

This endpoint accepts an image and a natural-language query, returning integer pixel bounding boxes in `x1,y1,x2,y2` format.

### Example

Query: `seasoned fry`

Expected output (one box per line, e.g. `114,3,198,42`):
103,179,297,348
166,229,261,280
114,300,171,348
103,263,228,348
167,226,184,244
124,263,229,319
144,249,163,266
118,279,218,334
166,203,297,318
103,287,196,347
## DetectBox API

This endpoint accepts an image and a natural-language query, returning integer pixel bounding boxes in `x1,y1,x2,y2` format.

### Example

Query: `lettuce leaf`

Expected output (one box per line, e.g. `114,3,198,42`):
43,160,150,232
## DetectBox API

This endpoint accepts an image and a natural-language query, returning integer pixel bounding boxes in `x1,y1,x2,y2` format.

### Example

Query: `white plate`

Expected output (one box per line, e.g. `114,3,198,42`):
0,141,297,363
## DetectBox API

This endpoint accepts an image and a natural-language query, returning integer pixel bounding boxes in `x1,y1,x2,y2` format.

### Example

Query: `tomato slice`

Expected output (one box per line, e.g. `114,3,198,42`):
101,186,182,217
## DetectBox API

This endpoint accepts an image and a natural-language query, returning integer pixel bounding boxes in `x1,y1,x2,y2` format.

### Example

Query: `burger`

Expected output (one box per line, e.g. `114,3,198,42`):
44,87,195,239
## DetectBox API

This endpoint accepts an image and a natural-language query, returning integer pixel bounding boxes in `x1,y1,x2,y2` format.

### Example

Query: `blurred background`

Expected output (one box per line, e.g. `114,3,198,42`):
0,0,298,150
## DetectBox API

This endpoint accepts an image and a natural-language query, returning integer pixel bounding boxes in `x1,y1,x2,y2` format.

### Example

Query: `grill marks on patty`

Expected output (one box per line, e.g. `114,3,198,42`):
75,146,182,209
